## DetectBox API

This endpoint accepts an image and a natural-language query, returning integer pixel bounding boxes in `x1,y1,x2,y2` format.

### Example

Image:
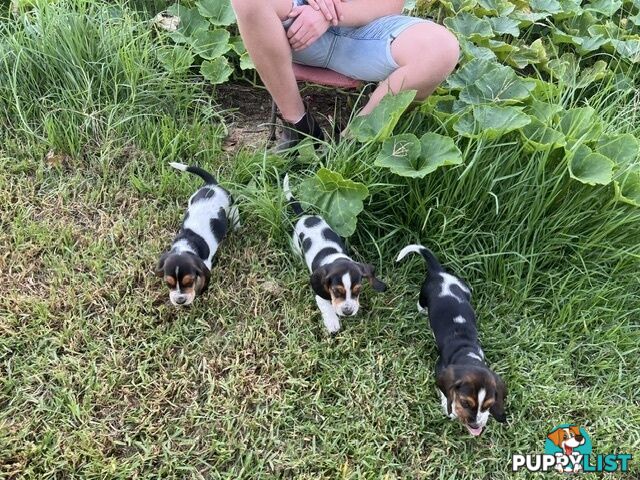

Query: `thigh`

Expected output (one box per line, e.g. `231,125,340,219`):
390,21,457,67
327,15,428,82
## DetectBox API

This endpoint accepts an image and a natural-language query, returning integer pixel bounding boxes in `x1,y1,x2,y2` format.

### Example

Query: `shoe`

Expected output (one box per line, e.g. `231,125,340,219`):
275,111,324,153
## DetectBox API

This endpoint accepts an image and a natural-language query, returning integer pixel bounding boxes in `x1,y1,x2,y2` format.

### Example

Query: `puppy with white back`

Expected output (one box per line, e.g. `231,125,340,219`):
284,175,387,333
156,163,239,306
397,244,507,436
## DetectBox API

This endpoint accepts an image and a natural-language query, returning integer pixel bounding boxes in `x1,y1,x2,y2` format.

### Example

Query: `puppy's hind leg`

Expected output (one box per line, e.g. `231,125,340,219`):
315,295,341,334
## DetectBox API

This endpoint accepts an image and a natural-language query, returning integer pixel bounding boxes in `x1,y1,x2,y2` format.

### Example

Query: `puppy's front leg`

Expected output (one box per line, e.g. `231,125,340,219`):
315,295,341,334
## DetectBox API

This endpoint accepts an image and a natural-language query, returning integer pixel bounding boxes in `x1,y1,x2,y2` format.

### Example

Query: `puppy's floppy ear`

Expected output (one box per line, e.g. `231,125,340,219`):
155,252,169,277
192,256,211,294
490,372,508,423
358,263,387,293
437,366,461,416
310,266,331,300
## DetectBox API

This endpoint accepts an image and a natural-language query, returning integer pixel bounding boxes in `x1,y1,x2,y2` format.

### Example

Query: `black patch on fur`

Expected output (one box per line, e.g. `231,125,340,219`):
190,187,216,204
321,228,344,250
173,229,210,260
311,247,339,272
304,216,322,228
302,237,313,252
210,208,228,243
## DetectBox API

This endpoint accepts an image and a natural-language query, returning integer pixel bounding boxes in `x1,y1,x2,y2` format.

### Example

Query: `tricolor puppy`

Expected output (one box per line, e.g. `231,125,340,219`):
284,175,387,333
396,244,507,436
156,163,239,306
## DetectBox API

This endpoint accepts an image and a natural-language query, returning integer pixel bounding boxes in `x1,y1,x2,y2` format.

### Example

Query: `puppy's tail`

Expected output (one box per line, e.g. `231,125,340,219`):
170,162,218,185
283,174,304,217
396,244,442,272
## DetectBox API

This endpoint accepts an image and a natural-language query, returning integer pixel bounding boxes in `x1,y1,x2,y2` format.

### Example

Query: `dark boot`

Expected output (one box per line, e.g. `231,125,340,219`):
275,111,324,153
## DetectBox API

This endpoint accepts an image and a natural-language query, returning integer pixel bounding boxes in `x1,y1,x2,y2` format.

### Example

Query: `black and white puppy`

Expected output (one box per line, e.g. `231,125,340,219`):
156,162,239,306
396,244,507,436
284,175,387,333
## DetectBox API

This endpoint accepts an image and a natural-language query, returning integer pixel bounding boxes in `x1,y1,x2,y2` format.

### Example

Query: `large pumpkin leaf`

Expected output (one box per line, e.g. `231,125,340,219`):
350,90,416,143
596,133,639,170
298,168,369,237
568,145,614,185
610,39,640,63
489,17,520,36
530,0,562,13
520,118,566,151
454,105,531,138
157,45,194,74
459,39,498,61
190,29,230,60
444,13,494,41
525,99,562,124
458,65,536,104
446,58,498,89
196,0,235,25
615,172,640,207
167,4,208,41
374,134,422,176
506,38,548,69
375,133,463,178
558,107,603,141
585,0,622,16
200,56,233,84
476,0,516,16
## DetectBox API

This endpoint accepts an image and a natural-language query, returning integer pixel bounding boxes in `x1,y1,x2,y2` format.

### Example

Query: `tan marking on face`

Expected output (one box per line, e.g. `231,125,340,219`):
181,274,194,288
352,284,362,296
165,276,176,288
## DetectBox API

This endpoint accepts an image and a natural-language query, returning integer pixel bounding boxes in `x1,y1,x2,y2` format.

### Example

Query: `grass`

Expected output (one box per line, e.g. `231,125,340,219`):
1,0,639,478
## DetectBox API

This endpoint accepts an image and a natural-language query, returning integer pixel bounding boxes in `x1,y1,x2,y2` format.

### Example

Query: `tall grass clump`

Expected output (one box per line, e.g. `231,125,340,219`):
0,0,224,162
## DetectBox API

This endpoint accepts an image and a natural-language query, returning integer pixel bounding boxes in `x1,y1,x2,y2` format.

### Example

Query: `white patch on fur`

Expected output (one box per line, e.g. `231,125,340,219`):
169,162,187,171
395,244,425,262
292,215,349,271
338,272,358,316
316,295,341,333
478,347,484,359
476,388,490,428
468,352,483,361
453,315,466,324
439,272,470,302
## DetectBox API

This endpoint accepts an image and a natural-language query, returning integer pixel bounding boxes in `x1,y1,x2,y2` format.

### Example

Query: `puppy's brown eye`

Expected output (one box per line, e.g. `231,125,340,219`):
165,276,176,288
332,286,346,296
182,274,194,287
352,284,361,295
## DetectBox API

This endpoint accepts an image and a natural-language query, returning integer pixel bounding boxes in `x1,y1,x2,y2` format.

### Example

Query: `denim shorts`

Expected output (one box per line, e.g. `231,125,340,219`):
283,1,427,82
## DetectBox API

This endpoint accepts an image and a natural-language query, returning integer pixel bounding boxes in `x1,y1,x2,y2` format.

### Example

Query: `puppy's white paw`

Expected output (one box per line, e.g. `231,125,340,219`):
324,317,341,334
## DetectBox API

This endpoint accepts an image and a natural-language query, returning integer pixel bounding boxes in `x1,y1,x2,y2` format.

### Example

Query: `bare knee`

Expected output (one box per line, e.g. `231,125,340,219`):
231,0,291,22
393,22,460,77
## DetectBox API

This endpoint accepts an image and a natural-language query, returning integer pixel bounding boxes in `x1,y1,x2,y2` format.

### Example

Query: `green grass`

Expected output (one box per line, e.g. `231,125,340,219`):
1,0,639,478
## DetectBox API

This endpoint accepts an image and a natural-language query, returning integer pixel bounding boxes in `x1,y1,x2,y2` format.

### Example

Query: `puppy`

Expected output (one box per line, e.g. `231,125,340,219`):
284,174,387,333
396,244,507,436
156,162,239,306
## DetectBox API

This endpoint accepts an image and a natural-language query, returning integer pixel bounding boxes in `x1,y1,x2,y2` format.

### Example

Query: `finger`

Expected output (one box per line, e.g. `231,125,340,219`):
287,18,304,39
292,31,316,50
317,0,333,21
307,0,320,10
333,0,344,21
326,1,338,25
287,5,303,17
289,26,311,47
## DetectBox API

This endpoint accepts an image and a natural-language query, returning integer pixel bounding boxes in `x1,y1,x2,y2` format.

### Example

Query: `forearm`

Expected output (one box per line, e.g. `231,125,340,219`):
338,0,404,27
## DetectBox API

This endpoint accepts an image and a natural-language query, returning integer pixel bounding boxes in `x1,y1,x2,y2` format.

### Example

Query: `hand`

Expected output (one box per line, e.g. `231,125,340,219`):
287,5,331,51
306,0,344,26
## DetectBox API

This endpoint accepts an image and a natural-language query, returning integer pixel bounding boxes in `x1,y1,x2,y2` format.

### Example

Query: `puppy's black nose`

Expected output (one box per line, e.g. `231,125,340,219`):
575,435,584,442
175,297,186,305
342,306,354,315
